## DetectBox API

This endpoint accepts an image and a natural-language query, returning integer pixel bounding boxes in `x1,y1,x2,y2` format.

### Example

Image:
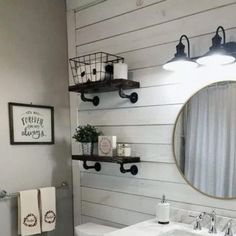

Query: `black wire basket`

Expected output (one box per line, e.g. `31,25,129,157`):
69,52,124,85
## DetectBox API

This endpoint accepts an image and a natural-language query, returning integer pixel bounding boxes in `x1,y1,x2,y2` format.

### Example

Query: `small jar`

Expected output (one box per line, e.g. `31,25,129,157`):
117,144,131,157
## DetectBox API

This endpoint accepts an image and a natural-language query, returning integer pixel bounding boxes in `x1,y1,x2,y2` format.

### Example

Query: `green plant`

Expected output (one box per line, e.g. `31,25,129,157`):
72,124,102,143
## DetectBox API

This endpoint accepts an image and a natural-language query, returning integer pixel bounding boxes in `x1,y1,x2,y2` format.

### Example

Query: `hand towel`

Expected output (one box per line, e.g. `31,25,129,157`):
39,187,56,232
18,190,41,236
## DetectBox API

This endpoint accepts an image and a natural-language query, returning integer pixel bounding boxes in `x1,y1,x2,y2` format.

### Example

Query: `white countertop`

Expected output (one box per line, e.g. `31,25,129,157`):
105,219,225,236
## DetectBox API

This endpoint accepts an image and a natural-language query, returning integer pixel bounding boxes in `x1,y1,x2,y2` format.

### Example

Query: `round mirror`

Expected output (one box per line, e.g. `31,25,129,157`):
173,81,236,199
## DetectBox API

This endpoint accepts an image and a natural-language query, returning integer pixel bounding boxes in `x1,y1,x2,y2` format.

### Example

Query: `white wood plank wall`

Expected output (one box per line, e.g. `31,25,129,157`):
67,0,236,228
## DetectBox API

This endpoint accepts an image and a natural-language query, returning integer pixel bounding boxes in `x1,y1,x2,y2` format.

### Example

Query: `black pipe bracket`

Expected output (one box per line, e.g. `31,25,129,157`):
119,88,138,103
83,161,101,172
120,163,138,175
81,92,99,106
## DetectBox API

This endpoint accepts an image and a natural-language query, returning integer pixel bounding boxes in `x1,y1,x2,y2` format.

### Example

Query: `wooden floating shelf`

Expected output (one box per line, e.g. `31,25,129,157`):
69,79,140,93
72,155,140,163
72,155,140,175
69,79,140,106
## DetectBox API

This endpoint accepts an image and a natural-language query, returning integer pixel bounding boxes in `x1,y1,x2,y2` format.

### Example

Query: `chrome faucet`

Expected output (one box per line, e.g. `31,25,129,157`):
0,190,7,199
222,219,234,236
206,210,217,234
191,212,206,230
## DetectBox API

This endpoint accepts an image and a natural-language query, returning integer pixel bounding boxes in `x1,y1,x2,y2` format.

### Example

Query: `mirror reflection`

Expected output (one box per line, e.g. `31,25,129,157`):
174,81,236,198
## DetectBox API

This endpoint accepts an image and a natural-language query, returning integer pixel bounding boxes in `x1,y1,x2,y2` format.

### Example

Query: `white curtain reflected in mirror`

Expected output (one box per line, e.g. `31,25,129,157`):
174,81,236,198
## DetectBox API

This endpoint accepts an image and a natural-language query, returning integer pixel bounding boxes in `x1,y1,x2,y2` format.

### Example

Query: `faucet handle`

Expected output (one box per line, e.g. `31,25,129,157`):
0,190,7,199
222,219,233,236
208,210,217,234
211,210,216,218
189,212,206,230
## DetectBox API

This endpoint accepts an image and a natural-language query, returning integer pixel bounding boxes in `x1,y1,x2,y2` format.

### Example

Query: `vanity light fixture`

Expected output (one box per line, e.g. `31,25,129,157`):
163,35,198,71
196,26,235,66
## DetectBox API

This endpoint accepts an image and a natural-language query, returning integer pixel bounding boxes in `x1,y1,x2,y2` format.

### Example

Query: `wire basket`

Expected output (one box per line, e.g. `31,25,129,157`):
69,52,124,85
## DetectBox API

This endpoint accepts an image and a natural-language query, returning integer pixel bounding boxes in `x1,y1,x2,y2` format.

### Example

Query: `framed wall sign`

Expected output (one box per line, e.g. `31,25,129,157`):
98,136,117,156
8,103,54,145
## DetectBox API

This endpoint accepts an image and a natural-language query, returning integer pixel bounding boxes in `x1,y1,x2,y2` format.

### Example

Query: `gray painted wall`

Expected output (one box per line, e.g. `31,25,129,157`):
0,1,73,235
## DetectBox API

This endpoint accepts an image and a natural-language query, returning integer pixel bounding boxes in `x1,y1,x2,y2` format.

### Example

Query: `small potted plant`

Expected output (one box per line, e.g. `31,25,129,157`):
73,124,102,155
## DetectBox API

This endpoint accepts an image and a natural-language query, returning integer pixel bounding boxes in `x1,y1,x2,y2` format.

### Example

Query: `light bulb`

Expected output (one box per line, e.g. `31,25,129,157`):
163,60,198,72
196,54,235,66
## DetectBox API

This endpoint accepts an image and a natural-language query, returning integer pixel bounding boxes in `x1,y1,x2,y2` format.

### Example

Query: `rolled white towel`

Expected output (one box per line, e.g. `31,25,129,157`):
91,61,107,82
77,64,92,83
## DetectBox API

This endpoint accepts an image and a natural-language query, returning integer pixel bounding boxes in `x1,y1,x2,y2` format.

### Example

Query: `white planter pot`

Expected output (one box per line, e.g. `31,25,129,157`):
82,142,93,155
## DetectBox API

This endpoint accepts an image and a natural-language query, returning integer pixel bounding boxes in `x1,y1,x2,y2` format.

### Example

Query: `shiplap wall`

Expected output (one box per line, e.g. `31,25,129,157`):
67,0,236,228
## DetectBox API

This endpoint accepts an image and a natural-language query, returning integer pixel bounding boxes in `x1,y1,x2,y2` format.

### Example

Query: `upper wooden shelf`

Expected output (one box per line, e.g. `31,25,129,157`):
68,79,140,106
69,79,140,93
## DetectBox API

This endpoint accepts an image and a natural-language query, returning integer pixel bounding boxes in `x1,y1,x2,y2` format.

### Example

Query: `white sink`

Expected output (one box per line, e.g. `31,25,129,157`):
105,219,223,236
160,229,202,236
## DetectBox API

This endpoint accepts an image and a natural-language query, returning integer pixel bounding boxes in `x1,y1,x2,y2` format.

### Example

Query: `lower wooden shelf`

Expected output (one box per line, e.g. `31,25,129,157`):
72,155,140,175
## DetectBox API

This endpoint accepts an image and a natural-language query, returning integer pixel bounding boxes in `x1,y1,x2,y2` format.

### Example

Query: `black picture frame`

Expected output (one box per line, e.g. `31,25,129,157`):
8,102,54,145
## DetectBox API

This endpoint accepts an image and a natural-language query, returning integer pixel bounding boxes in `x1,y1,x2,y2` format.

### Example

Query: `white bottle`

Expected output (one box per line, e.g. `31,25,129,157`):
157,195,170,224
